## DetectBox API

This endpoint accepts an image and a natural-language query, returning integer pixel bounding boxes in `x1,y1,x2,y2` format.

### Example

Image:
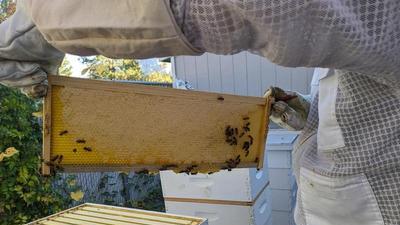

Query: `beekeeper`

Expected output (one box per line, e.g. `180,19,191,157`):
1,1,399,224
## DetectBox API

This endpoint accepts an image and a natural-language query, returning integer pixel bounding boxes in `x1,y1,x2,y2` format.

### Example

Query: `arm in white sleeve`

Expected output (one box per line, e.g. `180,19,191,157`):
0,1,64,98
176,0,400,82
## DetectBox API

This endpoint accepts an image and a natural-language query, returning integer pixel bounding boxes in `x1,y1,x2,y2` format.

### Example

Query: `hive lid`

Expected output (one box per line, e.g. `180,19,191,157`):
26,203,208,225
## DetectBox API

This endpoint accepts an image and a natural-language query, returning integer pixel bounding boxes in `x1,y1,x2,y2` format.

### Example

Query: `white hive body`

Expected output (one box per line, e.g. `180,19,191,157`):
161,144,272,225
266,131,299,225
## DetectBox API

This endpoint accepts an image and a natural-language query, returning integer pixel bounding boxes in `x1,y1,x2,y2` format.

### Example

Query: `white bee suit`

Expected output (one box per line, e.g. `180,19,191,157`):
1,1,400,224
0,0,201,97
0,2,64,97
173,2,400,224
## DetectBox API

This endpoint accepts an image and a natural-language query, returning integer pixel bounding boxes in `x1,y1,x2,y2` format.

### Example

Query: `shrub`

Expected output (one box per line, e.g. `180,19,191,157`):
0,85,69,224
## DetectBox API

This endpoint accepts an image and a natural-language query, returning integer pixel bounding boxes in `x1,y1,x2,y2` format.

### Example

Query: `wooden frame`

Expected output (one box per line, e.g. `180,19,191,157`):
26,203,208,225
42,75,272,175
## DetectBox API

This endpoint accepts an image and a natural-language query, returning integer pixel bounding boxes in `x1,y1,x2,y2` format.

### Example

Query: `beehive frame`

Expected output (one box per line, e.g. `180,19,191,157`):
42,75,272,175
26,203,208,225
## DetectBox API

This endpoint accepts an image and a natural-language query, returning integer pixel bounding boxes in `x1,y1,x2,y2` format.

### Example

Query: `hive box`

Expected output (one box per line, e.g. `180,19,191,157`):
42,75,272,175
266,131,298,225
26,203,208,225
269,168,296,190
160,150,269,202
271,210,296,225
165,187,272,225
266,131,298,170
271,188,297,212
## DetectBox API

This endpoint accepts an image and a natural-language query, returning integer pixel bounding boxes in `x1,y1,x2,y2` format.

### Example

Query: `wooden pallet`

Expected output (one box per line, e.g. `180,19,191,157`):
26,203,208,225
42,75,272,175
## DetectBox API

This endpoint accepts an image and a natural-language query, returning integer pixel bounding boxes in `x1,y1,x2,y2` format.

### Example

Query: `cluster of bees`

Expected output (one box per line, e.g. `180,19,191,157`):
59,130,93,153
222,155,241,171
221,116,256,171
179,165,199,175
45,154,64,175
43,130,95,175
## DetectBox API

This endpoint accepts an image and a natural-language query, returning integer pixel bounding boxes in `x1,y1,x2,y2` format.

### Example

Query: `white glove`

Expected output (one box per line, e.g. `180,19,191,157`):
268,87,311,131
0,0,64,98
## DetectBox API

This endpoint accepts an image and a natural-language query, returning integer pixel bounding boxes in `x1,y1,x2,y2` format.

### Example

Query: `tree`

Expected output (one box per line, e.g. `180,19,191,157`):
80,56,143,81
0,0,15,23
59,58,73,77
144,72,173,83
0,2,72,224
0,85,71,225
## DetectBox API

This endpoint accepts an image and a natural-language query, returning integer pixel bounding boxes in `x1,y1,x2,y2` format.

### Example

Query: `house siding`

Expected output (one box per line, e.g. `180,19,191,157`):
173,52,314,96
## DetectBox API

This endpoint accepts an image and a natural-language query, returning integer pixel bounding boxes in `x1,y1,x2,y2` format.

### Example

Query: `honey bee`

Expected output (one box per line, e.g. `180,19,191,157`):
225,125,240,146
59,130,68,136
243,122,251,132
180,165,198,175
230,137,238,146
51,155,60,162
242,141,250,151
248,135,254,145
45,161,55,167
76,139,86,144
236,155,241,163
243,116,250,120
83,147,92,152
225,126,232,136
46,155,64,176
72,148,77,153
217,96,225,101
180,169,191,175
225,155,241,170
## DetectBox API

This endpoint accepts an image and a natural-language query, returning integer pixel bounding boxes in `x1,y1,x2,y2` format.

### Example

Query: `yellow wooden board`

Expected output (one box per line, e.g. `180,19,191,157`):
42,75,272,175
26,203,207,225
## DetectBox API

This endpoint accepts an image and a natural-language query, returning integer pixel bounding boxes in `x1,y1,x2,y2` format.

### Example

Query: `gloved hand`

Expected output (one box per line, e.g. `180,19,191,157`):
0,0,64,98
268,87,311,131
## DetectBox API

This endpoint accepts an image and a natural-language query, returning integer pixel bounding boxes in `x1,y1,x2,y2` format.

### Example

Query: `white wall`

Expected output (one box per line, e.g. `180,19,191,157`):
173,52,314,96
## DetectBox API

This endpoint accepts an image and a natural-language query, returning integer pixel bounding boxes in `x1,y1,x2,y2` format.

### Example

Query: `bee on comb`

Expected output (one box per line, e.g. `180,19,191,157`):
76,139,86,144
59,130,68,136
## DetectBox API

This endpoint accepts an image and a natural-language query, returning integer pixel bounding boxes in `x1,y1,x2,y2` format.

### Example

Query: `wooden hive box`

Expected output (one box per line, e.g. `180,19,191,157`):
42,75,272,175
26,203,208,225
